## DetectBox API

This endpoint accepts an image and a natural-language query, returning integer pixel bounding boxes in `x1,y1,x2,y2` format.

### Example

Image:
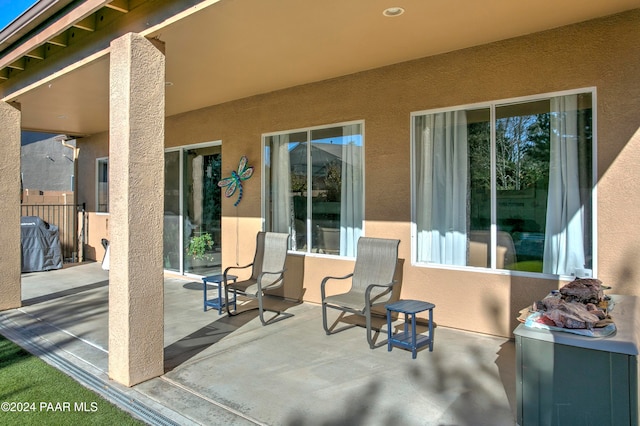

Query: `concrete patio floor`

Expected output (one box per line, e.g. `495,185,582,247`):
0,262,517,425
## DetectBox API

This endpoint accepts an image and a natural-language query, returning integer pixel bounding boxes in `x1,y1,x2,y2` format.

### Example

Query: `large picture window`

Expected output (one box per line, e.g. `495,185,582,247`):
412,90,594,277
264,122,364,256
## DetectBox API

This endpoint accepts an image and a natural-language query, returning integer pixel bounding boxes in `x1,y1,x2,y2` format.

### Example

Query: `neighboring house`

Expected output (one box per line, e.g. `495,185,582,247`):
21,132,75,194
0,0,639,386
20,131,79,262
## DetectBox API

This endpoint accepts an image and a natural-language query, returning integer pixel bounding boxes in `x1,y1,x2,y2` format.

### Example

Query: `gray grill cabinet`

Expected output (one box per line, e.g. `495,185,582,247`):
21,216,63,272
514,295,640,426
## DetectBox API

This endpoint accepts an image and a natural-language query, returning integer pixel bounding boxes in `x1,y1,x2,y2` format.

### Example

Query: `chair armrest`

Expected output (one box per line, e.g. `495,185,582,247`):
224,263,253,280
257,269,286,290
320,273,354,300
364,280,397,305
365,280,395,289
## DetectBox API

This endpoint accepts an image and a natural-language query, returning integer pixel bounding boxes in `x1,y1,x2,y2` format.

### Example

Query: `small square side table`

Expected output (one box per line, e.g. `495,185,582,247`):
386,299,435,359
202,274,237,314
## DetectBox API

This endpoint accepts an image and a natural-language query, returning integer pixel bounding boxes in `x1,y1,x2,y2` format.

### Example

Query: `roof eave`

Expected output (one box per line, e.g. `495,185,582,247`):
0,0,78,52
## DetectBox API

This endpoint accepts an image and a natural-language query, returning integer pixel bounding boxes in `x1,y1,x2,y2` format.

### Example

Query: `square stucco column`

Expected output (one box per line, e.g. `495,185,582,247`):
0,102,21,311
108,33,165,386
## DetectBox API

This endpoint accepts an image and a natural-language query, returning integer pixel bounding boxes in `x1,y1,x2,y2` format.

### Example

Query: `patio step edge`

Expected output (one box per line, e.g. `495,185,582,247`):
0,312,195,426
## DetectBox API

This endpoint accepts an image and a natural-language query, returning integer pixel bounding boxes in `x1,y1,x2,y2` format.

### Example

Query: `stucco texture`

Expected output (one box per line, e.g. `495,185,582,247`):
79,10,640,337
0,102,22,311
107,33,165,386
76,132,110,261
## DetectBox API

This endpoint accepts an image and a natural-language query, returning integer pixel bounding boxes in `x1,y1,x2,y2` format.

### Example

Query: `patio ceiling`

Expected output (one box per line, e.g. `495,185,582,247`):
1,0,638,136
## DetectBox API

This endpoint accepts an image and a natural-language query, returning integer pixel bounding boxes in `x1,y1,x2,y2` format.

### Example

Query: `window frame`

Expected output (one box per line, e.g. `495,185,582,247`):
164,140,222,276
410,87,598,280
96,157,109,214
262,120,366,257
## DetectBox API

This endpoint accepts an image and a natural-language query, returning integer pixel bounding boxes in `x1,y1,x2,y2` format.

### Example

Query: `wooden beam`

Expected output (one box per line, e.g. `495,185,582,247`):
26,46,46,60
105,0,129,13
0,0,107,70
73,14,96,32
8,58,26,70
47,32,68,47
0,68,8,80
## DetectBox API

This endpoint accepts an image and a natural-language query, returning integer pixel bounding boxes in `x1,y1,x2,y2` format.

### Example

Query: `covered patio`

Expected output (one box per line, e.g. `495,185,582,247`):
3,3,639,422
0,262,516,425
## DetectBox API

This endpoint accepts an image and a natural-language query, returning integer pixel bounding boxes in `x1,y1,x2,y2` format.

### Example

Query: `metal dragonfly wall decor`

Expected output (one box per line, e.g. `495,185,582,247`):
217,156,254,206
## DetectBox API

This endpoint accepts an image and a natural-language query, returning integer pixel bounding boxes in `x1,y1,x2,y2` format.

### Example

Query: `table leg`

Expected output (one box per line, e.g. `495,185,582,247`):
203,280,208,312
216,281,223,314
428,308,434,351
411,312,417,359
403,313,409,335
387,310,393,352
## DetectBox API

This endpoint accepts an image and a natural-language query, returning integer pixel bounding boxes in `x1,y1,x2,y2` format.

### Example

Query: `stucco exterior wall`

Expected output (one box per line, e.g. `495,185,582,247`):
21,137,76,192
77,131,110,261
0,102,22,311
107,32,165,386
78,10,640,337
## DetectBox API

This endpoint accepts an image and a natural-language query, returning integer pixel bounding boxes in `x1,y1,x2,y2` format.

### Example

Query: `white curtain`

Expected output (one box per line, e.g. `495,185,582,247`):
192,155,203,225
415,111,468,265
543,95,585,275
270,134,292,239
339,124,363,256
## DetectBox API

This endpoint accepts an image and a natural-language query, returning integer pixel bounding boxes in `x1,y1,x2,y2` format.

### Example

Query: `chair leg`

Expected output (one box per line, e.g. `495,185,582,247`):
323,305,362,336
224,285,238,317
365,308,387,349
257,291,268,326
255,292,293,325
322,302,331,335
366,309,375,349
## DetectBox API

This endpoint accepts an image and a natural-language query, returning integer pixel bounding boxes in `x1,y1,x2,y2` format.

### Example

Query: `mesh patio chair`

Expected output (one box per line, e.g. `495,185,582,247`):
321,237,401,348
224,231,291,325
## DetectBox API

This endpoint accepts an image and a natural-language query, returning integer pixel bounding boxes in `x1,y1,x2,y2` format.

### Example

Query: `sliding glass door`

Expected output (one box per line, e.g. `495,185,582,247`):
163,143,222,276
164,151,182,271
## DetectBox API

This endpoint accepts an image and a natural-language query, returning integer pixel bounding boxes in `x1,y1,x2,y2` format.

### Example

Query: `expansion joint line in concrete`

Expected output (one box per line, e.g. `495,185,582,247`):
0,313,184,426
16,307,109,353
159,376,267,426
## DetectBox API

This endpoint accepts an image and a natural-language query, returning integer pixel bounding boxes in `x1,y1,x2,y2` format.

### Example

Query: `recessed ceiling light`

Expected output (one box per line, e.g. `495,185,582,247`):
383,7,405,17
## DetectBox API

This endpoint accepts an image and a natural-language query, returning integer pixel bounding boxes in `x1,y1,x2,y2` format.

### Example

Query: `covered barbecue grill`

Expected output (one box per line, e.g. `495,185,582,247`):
21,216,63,272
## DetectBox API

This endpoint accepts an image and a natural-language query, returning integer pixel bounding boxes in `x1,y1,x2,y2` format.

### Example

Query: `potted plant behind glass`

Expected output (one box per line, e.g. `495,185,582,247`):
186,232,214,264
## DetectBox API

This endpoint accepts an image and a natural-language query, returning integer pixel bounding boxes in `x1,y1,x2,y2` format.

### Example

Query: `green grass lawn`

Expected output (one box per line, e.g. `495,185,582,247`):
0,335,146,425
